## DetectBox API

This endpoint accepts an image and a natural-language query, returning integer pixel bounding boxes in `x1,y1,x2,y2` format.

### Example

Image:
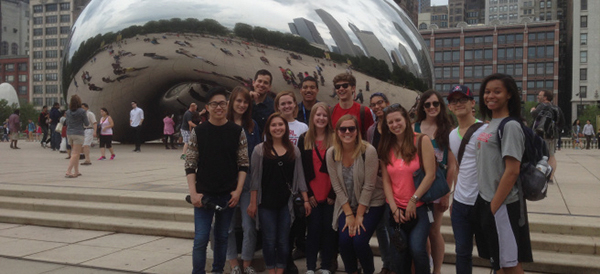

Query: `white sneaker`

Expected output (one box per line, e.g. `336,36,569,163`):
244,266,257,274
306,271,315,274
318,270,331,274
231,266,242,274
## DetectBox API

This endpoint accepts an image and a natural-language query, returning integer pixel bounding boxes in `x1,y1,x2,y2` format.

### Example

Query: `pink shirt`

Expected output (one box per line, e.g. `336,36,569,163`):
163,117,175,135
385,145,424,209
309,141,331,202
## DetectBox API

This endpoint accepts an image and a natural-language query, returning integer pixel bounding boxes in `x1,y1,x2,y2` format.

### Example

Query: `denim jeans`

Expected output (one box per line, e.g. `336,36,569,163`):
375,205,394,269
226,191,257,261
259,205,291,269
132,126,142,150
41,125,49,145
388,205,431,274
451,199,476,274
306,202,337,271
192,194,234,274
50,127,60,149
338,206,384,274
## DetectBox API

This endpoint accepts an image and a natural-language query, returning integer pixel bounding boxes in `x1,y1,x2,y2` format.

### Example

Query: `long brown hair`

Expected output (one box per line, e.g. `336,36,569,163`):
332,114,367,162
274,90,299,118
378,104,417,166
69,95,82,111
303,102,333,151
227,86,255,134
415,90,453,150
263,112,295,160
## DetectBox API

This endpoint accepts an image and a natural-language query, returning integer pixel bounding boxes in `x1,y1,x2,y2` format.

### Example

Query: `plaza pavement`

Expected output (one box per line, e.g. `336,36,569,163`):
0,141,599,273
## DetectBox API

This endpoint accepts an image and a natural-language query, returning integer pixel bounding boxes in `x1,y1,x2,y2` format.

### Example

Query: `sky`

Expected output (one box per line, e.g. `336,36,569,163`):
431,0,448,6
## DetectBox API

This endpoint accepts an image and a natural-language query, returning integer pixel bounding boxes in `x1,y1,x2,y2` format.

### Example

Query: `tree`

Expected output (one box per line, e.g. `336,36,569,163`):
234,23,253,41
0,99,38,131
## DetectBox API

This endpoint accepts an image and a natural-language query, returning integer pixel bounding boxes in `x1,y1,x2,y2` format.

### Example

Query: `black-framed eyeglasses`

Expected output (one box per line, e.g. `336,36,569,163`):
383,103,402,113
338,126,357,133
334,83,350,90
370,100,386,108
424,101,440,108
447,97,470,105
207,101,228,109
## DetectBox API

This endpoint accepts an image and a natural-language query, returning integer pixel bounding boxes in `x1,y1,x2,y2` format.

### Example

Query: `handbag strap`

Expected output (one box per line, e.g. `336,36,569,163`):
271,148,295,194
416,134,426,169
457,122,484,165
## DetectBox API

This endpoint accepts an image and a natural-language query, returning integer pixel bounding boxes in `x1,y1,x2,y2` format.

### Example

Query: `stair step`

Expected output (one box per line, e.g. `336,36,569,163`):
0,196,193,222
440,225,600,255
0,208,194,238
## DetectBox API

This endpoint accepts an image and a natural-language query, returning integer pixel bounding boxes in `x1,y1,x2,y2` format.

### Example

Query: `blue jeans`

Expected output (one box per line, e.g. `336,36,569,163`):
451,199,476,274
226,191,257,261
306,202,337,271
50,127,60,149
375,205,394,269
388,205,431,274
338,206,384,274
259,205,291,269
192,194,234,274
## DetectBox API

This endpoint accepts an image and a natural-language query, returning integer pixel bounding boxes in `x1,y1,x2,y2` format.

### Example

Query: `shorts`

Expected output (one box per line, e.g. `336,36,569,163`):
10,132,19,141
84,128,94,146
544,138,556,156
474,195,533,270
99,135,113,148
68,134,85,146
181,129,191,143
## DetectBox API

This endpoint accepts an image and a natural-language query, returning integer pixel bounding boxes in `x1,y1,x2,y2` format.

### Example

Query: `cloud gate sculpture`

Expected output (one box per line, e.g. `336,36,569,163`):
62,0,434,142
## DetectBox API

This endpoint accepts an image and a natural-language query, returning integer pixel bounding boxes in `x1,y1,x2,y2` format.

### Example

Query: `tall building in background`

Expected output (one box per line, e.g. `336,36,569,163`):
485,0,559,25
28,0,89,108
421,5,449,29
419,0,431,12
315,9,363,56
1,0,30,56
394,0,419,26
571,0,597,120
288,18,325,45
348,23,393,70
448,0,466,27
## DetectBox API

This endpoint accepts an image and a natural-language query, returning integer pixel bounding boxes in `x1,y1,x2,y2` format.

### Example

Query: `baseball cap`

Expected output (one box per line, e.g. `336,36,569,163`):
448,85,474,99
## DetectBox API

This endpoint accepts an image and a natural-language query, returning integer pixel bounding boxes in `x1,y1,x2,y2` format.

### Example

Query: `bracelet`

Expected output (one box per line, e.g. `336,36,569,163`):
304,201,309,203
346,213,353,217
393,208,399,215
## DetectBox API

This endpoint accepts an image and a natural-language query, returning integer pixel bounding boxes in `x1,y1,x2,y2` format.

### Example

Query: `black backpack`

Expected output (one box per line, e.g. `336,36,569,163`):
532,104,556,139
497,117,550,202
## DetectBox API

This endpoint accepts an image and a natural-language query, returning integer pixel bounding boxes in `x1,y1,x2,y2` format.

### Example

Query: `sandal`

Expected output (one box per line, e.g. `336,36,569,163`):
65,174,77,178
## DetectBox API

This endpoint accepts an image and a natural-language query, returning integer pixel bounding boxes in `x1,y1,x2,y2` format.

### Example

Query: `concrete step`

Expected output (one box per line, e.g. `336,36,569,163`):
0,196,193,222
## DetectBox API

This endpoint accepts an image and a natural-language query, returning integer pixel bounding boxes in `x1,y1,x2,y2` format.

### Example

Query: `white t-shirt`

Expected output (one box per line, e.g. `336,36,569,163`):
130,107,144,127
288,120,308,146
449,121,488,206
85,111,97,129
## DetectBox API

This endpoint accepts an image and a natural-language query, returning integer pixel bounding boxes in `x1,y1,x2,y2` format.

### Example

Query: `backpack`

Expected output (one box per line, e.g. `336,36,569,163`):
497,117,550,202
532,104,556,139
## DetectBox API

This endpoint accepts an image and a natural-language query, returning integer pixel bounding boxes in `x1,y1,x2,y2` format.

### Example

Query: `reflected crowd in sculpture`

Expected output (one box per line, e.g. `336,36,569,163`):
62,0,434,142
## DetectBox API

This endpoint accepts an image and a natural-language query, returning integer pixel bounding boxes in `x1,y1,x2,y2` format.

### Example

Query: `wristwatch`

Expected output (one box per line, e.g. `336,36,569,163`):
411,194,419,202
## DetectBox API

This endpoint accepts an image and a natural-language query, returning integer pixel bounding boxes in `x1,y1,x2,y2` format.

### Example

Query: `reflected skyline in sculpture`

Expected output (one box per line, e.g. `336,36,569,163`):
62,0,433,142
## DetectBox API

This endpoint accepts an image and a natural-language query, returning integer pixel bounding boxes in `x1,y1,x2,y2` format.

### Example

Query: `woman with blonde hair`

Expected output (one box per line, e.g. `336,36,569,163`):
274,91,308,146
298,102,336,274
64,94,89,178
326,114,384,274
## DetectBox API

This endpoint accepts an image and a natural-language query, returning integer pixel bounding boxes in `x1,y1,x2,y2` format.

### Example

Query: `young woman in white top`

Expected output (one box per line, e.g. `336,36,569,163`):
274,91,308,146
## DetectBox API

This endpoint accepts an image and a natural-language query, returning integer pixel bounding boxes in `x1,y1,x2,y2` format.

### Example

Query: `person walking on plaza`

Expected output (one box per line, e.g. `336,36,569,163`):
180,103,198,159
326,114,384,274
572,119,581,147
81,103,97,165
583,120,595,150
530,90,564,182
225,86,262,274
65,95,89,178
49,102,62,150
185,87,249,274
130,101,144,152
447,85,488,274
39,105,50,147
163,113,176,150
8,109,21,149
475,73,533,274
27,119,35,142
98,108,116,160
330,73,374,138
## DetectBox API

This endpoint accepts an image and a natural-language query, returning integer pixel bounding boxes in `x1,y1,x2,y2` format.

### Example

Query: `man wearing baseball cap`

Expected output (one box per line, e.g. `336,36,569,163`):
447,85,488,274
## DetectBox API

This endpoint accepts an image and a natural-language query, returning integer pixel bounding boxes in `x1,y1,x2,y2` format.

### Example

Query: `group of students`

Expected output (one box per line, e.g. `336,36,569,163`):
185,71,533,274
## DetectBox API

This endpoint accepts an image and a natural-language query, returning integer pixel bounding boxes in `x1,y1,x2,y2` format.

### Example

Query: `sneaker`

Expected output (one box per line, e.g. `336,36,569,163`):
110,154,115,160
97,156,106,160
231,266,242,274
319,270,331,274
244,266,257,274
180,154,186,160
306,271,315,274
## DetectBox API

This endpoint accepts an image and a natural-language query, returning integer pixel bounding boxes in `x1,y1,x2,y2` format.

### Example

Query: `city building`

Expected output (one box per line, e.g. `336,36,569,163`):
315,9,364,56
0,55,29,102
420,21,559,103
485,0,558,25
288,17,325,46
348,23,393,70
571,0,598,120
420,5,449,29
1,0,30,56
394,0,419,26
28,0,89,109
419,0,431,13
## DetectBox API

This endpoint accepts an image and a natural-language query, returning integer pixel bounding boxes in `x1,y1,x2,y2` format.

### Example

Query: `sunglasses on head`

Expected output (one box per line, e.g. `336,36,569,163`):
383,103,402,113
338,126,357,133
334,83,350,90
424,101,440,108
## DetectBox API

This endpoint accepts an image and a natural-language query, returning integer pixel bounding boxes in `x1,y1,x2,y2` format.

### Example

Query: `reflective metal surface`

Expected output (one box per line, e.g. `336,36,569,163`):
62,0,433,142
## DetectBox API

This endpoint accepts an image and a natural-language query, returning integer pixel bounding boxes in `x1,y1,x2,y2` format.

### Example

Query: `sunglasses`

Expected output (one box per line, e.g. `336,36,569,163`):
447,97,470,105
338,126,357,133
334,83,350,90
383,103,402,113
424,101,440,108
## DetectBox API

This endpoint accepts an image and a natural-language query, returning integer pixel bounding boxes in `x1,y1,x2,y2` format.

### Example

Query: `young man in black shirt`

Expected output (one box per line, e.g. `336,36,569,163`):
185,87,249,274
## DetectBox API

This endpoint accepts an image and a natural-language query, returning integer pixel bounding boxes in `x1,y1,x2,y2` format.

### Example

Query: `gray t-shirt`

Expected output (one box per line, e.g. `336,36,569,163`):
342,165,358,211
181,110,193,131
476,118,524,204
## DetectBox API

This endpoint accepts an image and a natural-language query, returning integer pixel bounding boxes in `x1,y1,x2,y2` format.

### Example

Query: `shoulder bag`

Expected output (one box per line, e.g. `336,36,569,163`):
413,134,451,203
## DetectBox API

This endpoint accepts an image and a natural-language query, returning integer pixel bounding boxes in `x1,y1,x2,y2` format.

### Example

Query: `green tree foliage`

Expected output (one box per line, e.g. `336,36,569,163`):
578,105,600,132
0,99,39,131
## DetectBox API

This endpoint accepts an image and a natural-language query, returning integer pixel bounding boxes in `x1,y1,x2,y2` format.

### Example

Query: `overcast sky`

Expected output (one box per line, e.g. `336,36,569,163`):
431,0,448,6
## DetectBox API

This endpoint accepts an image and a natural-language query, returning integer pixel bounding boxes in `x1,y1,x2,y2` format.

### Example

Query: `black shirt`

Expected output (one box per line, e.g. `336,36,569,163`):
261,152,294,209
